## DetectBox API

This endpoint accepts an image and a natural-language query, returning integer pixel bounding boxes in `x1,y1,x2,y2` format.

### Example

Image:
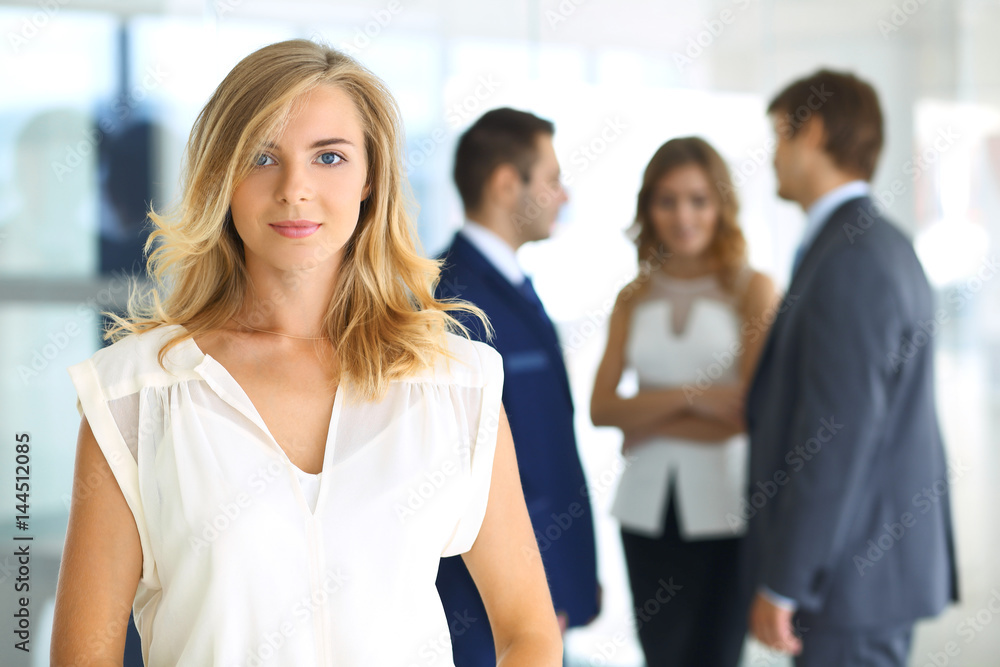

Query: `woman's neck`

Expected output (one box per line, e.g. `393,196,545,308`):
235,262,340,338
660,255,717,279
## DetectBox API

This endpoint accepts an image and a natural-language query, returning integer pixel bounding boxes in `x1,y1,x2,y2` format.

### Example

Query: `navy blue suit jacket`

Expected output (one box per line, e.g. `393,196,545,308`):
434,232,599,665
743,196,959,628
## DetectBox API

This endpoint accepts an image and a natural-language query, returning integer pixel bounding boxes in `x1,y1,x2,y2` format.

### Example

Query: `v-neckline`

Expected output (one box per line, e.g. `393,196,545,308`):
648,272,723,338
177,325,342,517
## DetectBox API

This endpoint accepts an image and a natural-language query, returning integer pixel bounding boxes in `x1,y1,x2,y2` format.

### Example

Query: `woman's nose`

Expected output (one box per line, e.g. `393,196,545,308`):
276,162,314,203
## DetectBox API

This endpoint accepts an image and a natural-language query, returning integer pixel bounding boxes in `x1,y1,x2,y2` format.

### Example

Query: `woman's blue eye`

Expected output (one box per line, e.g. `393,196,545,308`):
252,152,342,167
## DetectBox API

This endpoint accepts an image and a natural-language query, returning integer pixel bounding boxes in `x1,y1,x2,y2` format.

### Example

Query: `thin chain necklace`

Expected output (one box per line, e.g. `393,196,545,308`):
232,318,327,341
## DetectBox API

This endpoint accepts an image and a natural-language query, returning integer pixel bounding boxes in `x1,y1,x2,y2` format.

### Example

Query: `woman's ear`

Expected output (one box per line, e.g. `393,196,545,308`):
361,182,371,201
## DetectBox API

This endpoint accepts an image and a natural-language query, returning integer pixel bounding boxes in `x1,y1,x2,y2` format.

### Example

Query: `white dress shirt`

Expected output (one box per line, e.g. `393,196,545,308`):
459,220,525,287
791,180,871,275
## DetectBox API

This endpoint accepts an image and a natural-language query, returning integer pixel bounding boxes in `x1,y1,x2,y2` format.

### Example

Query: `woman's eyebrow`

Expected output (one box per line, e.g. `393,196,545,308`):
263,138,356,150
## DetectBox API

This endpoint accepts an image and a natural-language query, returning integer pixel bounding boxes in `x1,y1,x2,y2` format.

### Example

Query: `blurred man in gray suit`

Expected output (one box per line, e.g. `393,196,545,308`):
742,69,959,666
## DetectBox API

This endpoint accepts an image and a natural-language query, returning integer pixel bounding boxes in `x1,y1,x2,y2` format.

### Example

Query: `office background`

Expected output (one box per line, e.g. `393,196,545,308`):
1,0,998,664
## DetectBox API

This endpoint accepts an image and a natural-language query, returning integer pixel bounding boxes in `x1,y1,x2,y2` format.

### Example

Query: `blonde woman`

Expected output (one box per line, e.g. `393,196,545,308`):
591,137,778,666
51,40,561,666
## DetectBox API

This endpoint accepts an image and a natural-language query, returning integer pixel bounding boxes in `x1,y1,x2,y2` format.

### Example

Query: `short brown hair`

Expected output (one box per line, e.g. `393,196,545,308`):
767,69,884,181
453,107,554,213
633,137,748,293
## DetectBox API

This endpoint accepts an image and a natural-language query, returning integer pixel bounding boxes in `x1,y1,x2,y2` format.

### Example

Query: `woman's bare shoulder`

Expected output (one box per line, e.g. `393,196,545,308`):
739,269,778,319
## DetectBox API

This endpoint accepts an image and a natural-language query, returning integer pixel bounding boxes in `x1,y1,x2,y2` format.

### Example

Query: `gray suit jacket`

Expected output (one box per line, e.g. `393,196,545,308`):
744,195,959,627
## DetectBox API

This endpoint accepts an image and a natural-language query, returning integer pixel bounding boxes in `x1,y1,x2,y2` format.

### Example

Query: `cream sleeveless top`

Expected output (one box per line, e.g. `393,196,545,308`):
67,324,503,666
610,271,750,539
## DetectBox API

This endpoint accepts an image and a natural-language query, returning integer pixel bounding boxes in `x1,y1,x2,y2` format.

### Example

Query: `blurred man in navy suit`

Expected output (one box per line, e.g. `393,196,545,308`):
743,69,959,666
435,108,600,666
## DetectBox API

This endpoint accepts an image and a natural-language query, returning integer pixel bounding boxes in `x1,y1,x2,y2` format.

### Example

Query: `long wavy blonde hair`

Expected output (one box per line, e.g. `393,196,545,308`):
106,39,488,402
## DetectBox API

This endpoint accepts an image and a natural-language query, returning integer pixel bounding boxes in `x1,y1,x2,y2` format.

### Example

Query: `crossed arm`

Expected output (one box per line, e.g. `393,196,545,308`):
590,273,778,446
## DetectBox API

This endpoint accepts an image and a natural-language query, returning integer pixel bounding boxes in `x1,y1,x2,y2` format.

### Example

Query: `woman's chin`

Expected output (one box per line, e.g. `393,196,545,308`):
665,242,711,260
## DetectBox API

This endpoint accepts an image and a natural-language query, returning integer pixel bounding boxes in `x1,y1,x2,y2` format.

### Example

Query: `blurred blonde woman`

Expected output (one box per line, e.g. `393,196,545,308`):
52,39,561,666
591,137,778,666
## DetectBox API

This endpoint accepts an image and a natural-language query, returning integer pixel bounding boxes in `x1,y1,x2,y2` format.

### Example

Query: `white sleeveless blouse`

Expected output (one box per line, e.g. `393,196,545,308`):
610,272,749,540
66,324,503,666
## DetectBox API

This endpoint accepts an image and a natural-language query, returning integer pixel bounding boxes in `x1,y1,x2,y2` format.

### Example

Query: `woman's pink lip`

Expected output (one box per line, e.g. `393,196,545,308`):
269,222,320,238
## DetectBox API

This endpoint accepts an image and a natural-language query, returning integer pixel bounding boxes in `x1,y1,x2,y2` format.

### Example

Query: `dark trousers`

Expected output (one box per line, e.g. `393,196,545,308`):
794,618,913,667
619,487,745,667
